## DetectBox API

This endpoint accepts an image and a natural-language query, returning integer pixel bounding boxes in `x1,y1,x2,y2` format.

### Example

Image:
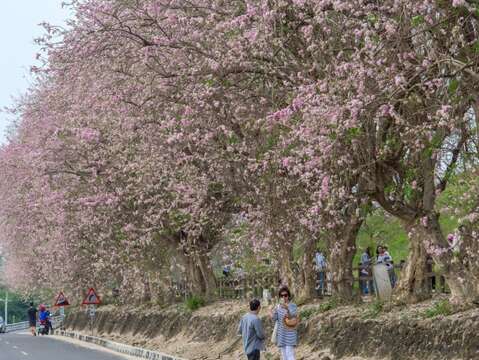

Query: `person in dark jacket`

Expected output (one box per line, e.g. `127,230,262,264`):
27,302,37,336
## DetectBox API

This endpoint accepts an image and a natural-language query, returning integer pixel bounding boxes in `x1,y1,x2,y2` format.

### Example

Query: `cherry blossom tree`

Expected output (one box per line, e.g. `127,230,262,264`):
279,0,479,302
2,0,479,306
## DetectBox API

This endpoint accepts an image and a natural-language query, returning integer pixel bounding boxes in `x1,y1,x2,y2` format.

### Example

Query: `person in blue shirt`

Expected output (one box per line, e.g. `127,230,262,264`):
38,304,49,335
38,305,48,321
360,247,374,295
314,250,327,296
223,264,231,277
238,299,265,360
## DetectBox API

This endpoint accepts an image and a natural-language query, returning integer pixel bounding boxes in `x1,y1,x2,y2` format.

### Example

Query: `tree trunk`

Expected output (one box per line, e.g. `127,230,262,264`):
328,218,362,301
396,222,432,303
195,251,217,300
278,243,295,292
460,223,479,300
427,214,479,304
297,237,316,302
329,246,355,300
142,273,152,303
184,254,204,295
177,231,217,300
442,262,479,304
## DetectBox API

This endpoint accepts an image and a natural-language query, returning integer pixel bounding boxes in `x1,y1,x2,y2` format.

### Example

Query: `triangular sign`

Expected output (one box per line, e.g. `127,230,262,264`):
82,287,101,305
54,291,70,307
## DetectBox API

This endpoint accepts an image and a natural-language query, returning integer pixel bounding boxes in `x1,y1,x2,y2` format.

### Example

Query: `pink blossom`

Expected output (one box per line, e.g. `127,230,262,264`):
421,216,428,227
321,176,329,196
78,128,100,143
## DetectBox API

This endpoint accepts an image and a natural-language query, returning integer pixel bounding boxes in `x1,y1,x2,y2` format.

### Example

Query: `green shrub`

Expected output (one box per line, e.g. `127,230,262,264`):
184,295,205,311
424,300,452,318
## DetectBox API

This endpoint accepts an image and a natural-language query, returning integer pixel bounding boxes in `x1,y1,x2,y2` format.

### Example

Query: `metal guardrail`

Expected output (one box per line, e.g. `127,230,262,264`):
58,330,187,360
5,321,29,332
5,316,64,333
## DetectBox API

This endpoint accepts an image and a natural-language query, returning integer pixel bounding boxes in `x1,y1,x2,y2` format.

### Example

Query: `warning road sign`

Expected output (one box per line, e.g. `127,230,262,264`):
82,288,101,305
54,291,70,307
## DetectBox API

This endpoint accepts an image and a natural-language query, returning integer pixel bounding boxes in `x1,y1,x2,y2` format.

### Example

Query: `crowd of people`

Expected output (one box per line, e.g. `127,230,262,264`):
359,245,398,294
222,245,400,303
313,245,399,297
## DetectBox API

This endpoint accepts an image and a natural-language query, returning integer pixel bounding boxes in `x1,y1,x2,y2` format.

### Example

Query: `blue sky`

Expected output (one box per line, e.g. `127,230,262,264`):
0,1,71,144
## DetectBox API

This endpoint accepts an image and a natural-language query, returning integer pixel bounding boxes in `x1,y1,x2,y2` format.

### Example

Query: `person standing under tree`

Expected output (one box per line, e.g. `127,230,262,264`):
238,299,265,360
360,247,374,295
27,302,37,336
377,246,396,288
314,250,327,296
271,286,299,360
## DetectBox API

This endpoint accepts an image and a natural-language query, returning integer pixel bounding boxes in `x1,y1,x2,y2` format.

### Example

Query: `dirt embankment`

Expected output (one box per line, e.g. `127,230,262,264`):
63,299,479,360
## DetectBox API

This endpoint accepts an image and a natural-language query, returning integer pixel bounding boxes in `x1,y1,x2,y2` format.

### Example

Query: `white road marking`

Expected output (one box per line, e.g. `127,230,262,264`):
17,331,34,335
13,345,18,349
21,351,29,356
5,341,10,344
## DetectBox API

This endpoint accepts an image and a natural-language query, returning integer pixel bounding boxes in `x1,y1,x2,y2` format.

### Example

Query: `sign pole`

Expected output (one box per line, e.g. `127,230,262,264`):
53,291,70,332
59,306,65,331
82,288,100,337
88,305,96,336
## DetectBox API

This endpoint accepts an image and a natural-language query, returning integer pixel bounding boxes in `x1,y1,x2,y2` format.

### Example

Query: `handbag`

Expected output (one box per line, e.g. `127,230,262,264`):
283,314,300,329
283,305,300,330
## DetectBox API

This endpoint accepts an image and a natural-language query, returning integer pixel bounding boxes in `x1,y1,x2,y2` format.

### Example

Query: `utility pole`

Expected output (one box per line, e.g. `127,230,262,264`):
5,291,7,325
0,291,9,325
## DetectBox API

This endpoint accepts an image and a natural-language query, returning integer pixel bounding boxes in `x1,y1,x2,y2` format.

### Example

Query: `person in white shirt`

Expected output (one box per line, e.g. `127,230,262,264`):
377,246,396,288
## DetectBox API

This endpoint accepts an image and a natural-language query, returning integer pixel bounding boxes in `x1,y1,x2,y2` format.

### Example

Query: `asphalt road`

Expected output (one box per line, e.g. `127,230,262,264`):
0,331,133,360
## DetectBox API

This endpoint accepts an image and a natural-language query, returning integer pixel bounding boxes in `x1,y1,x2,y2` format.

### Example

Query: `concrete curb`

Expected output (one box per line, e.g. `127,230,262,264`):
56,330,187,360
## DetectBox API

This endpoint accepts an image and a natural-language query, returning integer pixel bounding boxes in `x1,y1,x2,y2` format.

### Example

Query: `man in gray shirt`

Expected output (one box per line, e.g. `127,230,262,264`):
238,299,265,360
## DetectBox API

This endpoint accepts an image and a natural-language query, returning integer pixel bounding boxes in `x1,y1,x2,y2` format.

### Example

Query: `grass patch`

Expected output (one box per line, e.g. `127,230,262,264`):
263,352,275,360
362,299,384,319
318,297,339,312
423,300,452,318
299,298,339,320
299,307,318,320
184,295,205,311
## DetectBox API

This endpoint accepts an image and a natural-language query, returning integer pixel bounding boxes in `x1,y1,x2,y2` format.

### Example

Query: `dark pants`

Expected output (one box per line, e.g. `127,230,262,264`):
247,349,260,360
47,320,53,334
388,268,397,288
316,271,325,296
